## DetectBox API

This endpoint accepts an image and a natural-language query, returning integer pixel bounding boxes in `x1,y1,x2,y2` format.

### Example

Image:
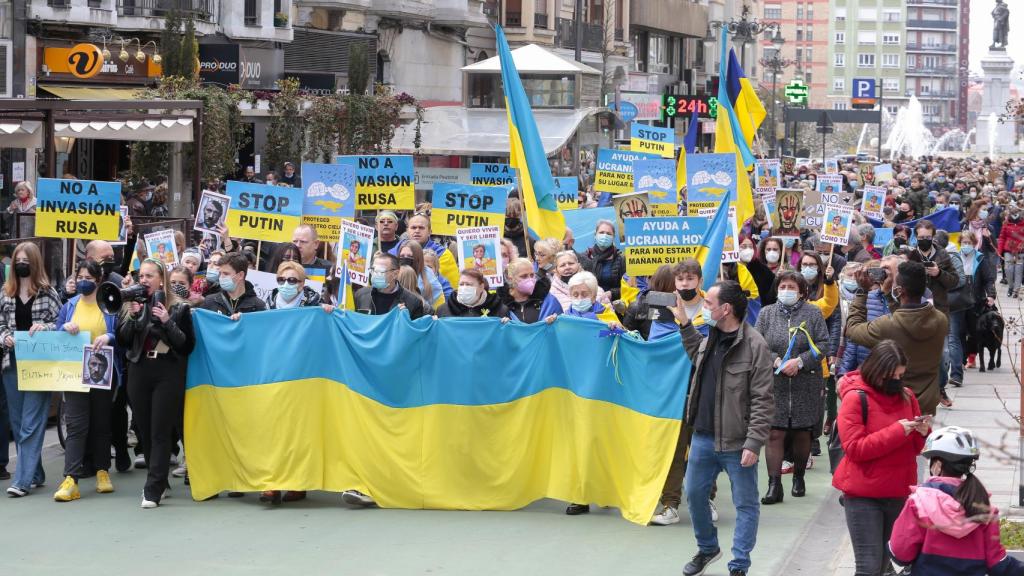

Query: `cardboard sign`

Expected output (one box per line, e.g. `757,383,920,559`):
81,345,114,390
302,162,356,243
695,205,740,263
113,207,129,246
36,178,120,240
622,217,708,276
430,183,509,236
861,185,887,221
595,148,660,194
686,153,737,216
144,229,179,266
874,164,894,183
336,155,415,211
858,161,880,187
820,204,854,246
630,124,674,158
456,226,504,288
225,181,303,243
824,159,839,174
612,192,651,242
340,219,375,286
470,163,517,187
16,331,90,392
634,159,677,217
771,188,803,238
754,159,781,196
553,177,579,211
195,191,230,235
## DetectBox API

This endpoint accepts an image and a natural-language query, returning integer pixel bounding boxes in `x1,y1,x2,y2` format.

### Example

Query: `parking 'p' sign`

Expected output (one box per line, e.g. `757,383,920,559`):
852,78,877,109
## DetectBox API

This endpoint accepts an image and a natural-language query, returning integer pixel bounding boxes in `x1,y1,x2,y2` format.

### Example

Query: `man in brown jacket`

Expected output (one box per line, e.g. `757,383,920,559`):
668,280,775,576
847,260,948,414
913,220,958,316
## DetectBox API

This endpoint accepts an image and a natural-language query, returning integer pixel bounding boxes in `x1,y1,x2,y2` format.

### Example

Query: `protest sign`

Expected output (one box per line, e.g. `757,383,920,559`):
754,159,780,196
622,217,708,276
340,219,375,286
81,345,114,390
470,163,517,187
761,190,777,221
594,148,660,194
336,155,415,211
781,156,796,175
634,159,677,217
861,185,887,221
612,191,650,242
36,178,120,240
430,183,509,236
874,164,894,183
563,207,618,248
16,331,90,392
144,229,179,266
821,204,854,246
630,124,674,158
686,153,737,216
456,226,504,287
825,159,839,174
301,162,356,243
225,181,303,243
195,191,230,235
772,188,803,238
695,205,740,263
553,177,579,211
112,207,129,246
873,226,893,248
859,161,880,187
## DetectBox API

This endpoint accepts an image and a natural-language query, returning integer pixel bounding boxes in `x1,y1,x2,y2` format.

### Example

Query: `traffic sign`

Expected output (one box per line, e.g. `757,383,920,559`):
784,80,809,106
852,78,877,109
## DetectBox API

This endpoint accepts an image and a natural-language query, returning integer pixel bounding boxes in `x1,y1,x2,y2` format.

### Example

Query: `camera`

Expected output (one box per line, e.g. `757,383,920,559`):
867,268,888,283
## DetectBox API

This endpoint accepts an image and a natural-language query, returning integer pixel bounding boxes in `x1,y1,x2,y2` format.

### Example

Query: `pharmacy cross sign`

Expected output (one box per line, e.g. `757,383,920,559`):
785,80,809,106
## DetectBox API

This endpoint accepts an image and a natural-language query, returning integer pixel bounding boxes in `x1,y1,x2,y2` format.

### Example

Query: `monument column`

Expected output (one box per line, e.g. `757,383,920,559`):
976,0,1018,155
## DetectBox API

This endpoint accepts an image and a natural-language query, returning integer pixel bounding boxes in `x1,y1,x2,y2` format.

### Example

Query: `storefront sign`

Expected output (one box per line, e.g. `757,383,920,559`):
198,45,282,89
414,168,472,191
42,43,161,82
289,72,337,96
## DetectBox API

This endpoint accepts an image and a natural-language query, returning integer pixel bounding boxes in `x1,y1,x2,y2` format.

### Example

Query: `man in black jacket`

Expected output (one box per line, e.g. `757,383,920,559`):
352,252,425,319
200,252,267,319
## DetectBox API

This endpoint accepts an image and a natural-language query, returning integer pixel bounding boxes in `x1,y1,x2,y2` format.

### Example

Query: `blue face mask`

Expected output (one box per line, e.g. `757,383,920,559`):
370,270,389,290
841,279,859,292
801,266,818,281
218,273,236,293
277,283,299,300
206,267,219,281
783,238,796,248
979,209,989,220
961,244,975,255
595,233,613,249
75,280,97,296
571,298,592,313
701,305,718,328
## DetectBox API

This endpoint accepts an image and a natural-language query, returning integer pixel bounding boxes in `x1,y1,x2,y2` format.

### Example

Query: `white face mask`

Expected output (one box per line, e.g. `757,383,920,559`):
456,285,478,306
778,289,800,306
765,249,781,264
739,248,755,263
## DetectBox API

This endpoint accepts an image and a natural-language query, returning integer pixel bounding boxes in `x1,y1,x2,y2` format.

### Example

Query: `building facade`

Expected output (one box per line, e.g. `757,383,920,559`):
760,0,830,108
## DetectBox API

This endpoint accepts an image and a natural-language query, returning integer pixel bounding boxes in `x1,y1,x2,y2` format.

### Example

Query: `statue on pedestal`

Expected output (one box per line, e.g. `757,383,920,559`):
992,0,1010,51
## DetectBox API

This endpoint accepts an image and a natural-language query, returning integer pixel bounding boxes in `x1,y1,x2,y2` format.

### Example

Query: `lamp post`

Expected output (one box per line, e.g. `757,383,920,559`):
759,29,794,158
705,4,781,70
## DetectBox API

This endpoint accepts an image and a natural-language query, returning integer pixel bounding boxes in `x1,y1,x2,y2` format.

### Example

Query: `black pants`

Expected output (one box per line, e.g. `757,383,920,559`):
127,354,185,502
844,496,906,576
62,388,113,479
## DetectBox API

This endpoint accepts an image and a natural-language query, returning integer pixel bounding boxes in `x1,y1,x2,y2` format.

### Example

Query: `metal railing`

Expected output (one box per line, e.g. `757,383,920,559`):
906,19,957,30
907,0,957,6
534,12,548,29
117,0,215,22
906,66,957,75
555,17,603,52
906,43,957,52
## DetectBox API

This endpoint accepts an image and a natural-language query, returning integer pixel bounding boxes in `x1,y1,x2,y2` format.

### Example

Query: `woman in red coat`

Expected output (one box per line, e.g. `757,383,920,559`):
832,340,931,576
997,208,1024,298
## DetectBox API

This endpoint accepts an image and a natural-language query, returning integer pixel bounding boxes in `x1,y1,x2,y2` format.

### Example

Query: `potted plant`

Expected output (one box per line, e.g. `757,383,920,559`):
274,12,289,28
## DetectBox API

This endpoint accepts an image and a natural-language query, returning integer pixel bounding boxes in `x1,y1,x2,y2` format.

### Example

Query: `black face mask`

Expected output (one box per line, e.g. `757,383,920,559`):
559,274,573,284
893,237,907,248
883,378,904,395
505,217,521,230
398,257,414,268
14,263,30,278
917,238,933,252
678,288,698,301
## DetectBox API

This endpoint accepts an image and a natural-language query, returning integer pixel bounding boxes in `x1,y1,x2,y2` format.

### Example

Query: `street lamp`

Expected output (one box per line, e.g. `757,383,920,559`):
760,29,795,158
706,4,781,69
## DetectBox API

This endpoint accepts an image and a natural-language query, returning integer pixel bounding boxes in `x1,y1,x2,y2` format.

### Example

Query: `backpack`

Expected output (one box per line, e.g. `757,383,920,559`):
828,389,868,474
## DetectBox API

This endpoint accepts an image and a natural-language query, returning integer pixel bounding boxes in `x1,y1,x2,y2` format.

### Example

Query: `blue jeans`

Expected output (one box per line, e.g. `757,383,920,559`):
947,310,965,384
684,432,761,572
0,364,8,470
3,351,49,490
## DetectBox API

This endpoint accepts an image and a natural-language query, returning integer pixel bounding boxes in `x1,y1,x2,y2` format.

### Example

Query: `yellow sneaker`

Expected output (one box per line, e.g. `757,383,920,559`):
96,470,114,494
53,476,80,502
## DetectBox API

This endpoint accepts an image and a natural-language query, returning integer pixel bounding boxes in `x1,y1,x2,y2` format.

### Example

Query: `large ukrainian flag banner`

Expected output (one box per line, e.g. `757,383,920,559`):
184,308,690,524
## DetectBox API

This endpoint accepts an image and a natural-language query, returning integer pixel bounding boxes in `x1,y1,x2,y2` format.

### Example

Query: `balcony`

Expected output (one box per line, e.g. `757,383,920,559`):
906,0,957,6
913,90,958,99
506,11,521,27
905,42,956,52
906,65,956,75
534,12,548,29
117,0,214,22
555,17,603,53
906,19,957,30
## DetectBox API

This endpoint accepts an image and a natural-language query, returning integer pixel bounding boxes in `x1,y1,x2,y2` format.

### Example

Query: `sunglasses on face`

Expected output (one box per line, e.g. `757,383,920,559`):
276,277,301,285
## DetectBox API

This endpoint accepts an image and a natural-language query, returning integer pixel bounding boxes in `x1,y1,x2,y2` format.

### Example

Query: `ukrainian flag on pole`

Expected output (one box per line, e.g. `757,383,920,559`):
496,26,566,241
713,29,758,227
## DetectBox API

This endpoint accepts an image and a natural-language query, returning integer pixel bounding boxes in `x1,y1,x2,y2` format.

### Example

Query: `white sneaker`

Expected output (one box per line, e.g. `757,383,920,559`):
171,464,187,478
780,460,794,474
709,500,719,523
141,492,158,509
650,505,680,526
133,455,147,469
807,456,814,470
127,429,138,448
341,490,376,507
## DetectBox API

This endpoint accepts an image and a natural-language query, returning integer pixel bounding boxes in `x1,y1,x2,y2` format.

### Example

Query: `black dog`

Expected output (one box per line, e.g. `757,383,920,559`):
977,306,1005,373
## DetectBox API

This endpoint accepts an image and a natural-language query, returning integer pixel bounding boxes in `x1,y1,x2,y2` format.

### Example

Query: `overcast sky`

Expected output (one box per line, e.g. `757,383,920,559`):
970,0,1024,73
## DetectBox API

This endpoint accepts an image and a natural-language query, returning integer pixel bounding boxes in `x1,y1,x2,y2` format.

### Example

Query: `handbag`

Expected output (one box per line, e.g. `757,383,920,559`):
948,276,975,313
828,389,868,474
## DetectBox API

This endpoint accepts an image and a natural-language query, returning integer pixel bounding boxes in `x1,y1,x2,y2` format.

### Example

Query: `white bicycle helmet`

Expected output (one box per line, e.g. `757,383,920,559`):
922,426,980,462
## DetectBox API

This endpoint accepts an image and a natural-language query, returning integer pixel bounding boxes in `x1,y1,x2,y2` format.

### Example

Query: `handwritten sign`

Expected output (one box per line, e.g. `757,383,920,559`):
36,178,121,240
16,331,90,392
225,181,304,243
336,155,415,211
430,183,509,236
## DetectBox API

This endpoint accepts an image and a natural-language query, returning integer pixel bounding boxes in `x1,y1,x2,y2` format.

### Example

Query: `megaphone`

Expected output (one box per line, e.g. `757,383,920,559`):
97,282,149,315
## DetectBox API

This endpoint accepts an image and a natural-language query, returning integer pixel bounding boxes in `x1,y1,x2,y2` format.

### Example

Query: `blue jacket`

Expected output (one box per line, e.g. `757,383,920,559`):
839,289,891,375
56,295,124,383
565,300,605,320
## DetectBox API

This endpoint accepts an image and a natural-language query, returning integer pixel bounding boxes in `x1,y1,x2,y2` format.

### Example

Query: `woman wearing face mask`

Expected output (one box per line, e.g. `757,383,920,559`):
436,269,509,318
193,250,224,298
562,271,620,325
7,181,37,238
116,258,195,509
962,201,991,244
962,231,998,370
0,243,62,496
503,198,528,259
265,262,321,310
754,270,829,505
832,341,928,576
533,238,560,279
497,258,562,324
50,260,122,502
997,207,1024,298
580,220,626,301
549,250,607,312
755,237,788,304
882,225,911,256
398,240,441,308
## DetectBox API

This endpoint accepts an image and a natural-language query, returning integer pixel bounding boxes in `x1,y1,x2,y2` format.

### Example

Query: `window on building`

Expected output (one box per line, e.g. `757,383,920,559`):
833,102,849,110
505,0,522,26
245,0,259,25
796,48,803,62
796,4,804,19
858,31,877,45
807,5,814,19
797,28,804,41
858,8,878,20
534,0,549,28
924,104,940,116
883,78,900,92
835,32,846,44
834,53,846,67
882,33,900,45
858,53,875,67
834,78,845,92
648,34,670,74
805,71,813,84
765,5,782,19
883,9,901,23
805,48,813,62
882,54,900,68
885,105,899,115
806,29,813,42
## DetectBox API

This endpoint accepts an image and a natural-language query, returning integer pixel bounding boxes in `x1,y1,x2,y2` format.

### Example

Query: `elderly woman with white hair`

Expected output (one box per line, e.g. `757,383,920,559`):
563,271,619,324
7,181,37,238
549,250,609,311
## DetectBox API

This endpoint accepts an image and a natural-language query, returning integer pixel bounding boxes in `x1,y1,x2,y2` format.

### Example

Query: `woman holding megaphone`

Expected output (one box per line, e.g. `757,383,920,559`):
115,258,194,509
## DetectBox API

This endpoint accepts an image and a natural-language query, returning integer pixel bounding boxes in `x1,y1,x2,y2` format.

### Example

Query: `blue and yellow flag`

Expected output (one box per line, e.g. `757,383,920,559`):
496,26,566,241
713,31,757,227
868,206,962,246
698,198,731,291
184,308,690,525
726,49,767,148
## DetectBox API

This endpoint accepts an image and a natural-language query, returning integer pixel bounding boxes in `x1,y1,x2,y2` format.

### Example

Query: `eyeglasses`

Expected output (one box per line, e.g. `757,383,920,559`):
276,277,301,285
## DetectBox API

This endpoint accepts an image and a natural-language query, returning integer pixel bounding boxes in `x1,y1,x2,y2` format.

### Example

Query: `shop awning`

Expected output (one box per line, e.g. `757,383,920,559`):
390,105,599,157
38,85,144,100
55,117,195,142
0,121,43,148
